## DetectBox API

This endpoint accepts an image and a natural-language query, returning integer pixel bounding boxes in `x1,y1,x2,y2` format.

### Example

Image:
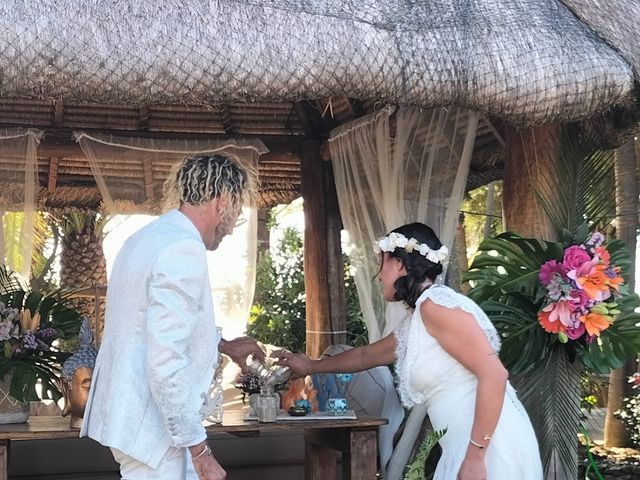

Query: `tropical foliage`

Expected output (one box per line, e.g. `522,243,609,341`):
0,266,81,402
404,428,447,480
465,228,640,374
464,128,638,478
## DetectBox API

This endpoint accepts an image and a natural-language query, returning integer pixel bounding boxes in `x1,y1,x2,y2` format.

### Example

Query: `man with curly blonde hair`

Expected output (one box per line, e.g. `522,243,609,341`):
82,154,263,480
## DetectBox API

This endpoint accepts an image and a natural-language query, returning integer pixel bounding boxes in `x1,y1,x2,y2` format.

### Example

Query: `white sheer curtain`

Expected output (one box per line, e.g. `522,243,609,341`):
329,106,478,341
330,106,478,477
75,133,267,337
0,129,43,279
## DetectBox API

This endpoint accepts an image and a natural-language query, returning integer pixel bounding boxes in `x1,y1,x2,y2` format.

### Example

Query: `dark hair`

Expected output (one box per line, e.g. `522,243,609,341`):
384,223,444,308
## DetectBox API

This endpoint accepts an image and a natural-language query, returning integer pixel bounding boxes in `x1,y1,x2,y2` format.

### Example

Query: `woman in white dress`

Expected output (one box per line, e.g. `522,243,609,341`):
278,223,543,480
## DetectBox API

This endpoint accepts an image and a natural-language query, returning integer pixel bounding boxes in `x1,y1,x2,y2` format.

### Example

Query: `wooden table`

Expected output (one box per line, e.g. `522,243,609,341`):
0,411,386,479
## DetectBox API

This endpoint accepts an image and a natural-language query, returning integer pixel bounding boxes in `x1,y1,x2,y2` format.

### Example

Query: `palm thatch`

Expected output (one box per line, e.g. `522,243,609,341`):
0,0,637,125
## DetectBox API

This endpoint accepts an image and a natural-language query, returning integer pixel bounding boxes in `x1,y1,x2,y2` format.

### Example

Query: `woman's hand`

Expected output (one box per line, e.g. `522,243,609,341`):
457,448,486,480
276,352,315,379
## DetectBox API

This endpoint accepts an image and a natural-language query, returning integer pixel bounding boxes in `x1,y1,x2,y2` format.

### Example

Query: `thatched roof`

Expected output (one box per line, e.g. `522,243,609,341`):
0,0,638,124
0,1,637,213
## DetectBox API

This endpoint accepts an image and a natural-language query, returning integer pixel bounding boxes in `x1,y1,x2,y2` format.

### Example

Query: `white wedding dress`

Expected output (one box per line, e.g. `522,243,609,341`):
394,285,543,480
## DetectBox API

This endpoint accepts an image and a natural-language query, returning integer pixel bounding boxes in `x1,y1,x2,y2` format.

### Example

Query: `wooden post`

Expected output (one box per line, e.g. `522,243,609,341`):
301,141,346,358
502,124,561,240
257,208,270,254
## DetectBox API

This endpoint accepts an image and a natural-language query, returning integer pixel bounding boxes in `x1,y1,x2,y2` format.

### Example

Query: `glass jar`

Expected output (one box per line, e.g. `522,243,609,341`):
256,389,278,423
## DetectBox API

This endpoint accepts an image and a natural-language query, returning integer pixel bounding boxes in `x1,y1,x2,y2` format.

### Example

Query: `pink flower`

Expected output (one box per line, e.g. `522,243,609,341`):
539,260,567,286
562,246,592,271
542,300,573,327
565,321,586,340
568,290,589,313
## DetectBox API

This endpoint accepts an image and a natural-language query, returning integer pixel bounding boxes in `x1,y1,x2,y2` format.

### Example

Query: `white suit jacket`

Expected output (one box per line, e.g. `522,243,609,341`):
81,209,219,468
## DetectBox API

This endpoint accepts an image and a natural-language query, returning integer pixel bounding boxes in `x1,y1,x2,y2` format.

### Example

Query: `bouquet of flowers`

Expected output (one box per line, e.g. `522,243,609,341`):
465,227,640,374
537,232,624,342
0,266,82,402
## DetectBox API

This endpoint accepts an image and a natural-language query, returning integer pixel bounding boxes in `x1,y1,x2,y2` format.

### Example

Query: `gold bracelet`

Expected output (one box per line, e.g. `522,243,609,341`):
192,444,212,459
469,439,485,449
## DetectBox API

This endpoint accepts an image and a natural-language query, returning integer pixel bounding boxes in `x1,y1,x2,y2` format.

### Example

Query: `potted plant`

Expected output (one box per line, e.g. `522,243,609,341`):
0,266,81,423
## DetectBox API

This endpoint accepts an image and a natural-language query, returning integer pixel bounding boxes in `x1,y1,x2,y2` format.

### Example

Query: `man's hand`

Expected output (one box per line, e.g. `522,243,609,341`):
189,442,226,480
219,336,266,369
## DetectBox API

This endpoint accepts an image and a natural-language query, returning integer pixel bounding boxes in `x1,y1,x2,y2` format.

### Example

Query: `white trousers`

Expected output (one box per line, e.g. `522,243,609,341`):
111,447,198,480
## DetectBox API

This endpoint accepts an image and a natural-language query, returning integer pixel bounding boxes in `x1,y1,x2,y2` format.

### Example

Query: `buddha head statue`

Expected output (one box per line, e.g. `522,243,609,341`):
61,317,97,429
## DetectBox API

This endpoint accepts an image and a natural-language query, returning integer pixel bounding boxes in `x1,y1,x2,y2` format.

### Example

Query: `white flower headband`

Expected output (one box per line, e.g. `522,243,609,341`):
374,232,449,264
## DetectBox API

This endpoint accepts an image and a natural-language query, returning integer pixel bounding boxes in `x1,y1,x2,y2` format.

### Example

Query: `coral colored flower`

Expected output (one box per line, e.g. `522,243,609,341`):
594,246,610,266
576,268,610,300
538,310,565,334
539,260,567,286
580,312,611,336
562,246,591,271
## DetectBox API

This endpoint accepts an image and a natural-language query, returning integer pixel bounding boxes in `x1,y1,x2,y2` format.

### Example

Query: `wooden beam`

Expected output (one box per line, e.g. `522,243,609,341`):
36,135,303,165
53,100,64,128
220,105,234,134
138,106,149,130
47,157,59,193
142,159,154,200
301,141,346,358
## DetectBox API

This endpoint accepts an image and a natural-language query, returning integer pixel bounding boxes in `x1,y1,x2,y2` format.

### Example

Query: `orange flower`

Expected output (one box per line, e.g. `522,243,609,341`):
602,265,625,291
539,310,565,334
580,312,611,336
577,267,610,299
595,246,610,266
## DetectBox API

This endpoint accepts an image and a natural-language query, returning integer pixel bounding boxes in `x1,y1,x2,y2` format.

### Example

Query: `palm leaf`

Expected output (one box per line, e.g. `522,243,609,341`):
513,348,582,480
535,129,615,241
404,428,447,480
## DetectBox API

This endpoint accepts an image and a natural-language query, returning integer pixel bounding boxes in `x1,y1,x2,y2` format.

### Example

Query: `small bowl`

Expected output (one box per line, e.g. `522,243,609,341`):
287,406,309,417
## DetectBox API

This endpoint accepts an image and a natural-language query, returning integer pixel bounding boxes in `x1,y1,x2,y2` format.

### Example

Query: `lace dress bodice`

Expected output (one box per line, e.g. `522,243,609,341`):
394,285,500,409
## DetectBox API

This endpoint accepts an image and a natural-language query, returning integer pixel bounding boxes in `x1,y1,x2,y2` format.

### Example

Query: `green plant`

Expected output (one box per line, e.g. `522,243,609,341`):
465,230,640,374
0,265,82,402
404,428,447,480
464,129,638,478
614,374,640,447
248,227,367,351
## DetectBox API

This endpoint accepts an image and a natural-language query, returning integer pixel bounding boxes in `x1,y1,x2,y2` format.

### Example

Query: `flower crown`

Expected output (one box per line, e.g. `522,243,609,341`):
374,232,449,264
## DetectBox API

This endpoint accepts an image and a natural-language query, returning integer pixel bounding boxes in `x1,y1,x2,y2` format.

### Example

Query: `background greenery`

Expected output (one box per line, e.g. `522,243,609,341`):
247,226,367,352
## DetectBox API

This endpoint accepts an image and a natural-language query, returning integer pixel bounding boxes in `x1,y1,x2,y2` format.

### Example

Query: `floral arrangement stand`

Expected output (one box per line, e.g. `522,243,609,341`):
466,228,640,480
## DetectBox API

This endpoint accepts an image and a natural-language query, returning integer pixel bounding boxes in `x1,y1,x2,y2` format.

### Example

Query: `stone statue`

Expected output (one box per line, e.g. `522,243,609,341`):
61,317,97,429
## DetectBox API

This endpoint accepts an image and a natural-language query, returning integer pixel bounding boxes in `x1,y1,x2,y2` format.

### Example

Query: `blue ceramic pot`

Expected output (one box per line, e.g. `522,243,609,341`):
326,397,348,415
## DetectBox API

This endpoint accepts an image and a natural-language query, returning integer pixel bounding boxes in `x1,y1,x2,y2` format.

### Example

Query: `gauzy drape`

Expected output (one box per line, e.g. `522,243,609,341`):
329,106,478,477
75,133,267,338
0,129,43,279
329,106,478,341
